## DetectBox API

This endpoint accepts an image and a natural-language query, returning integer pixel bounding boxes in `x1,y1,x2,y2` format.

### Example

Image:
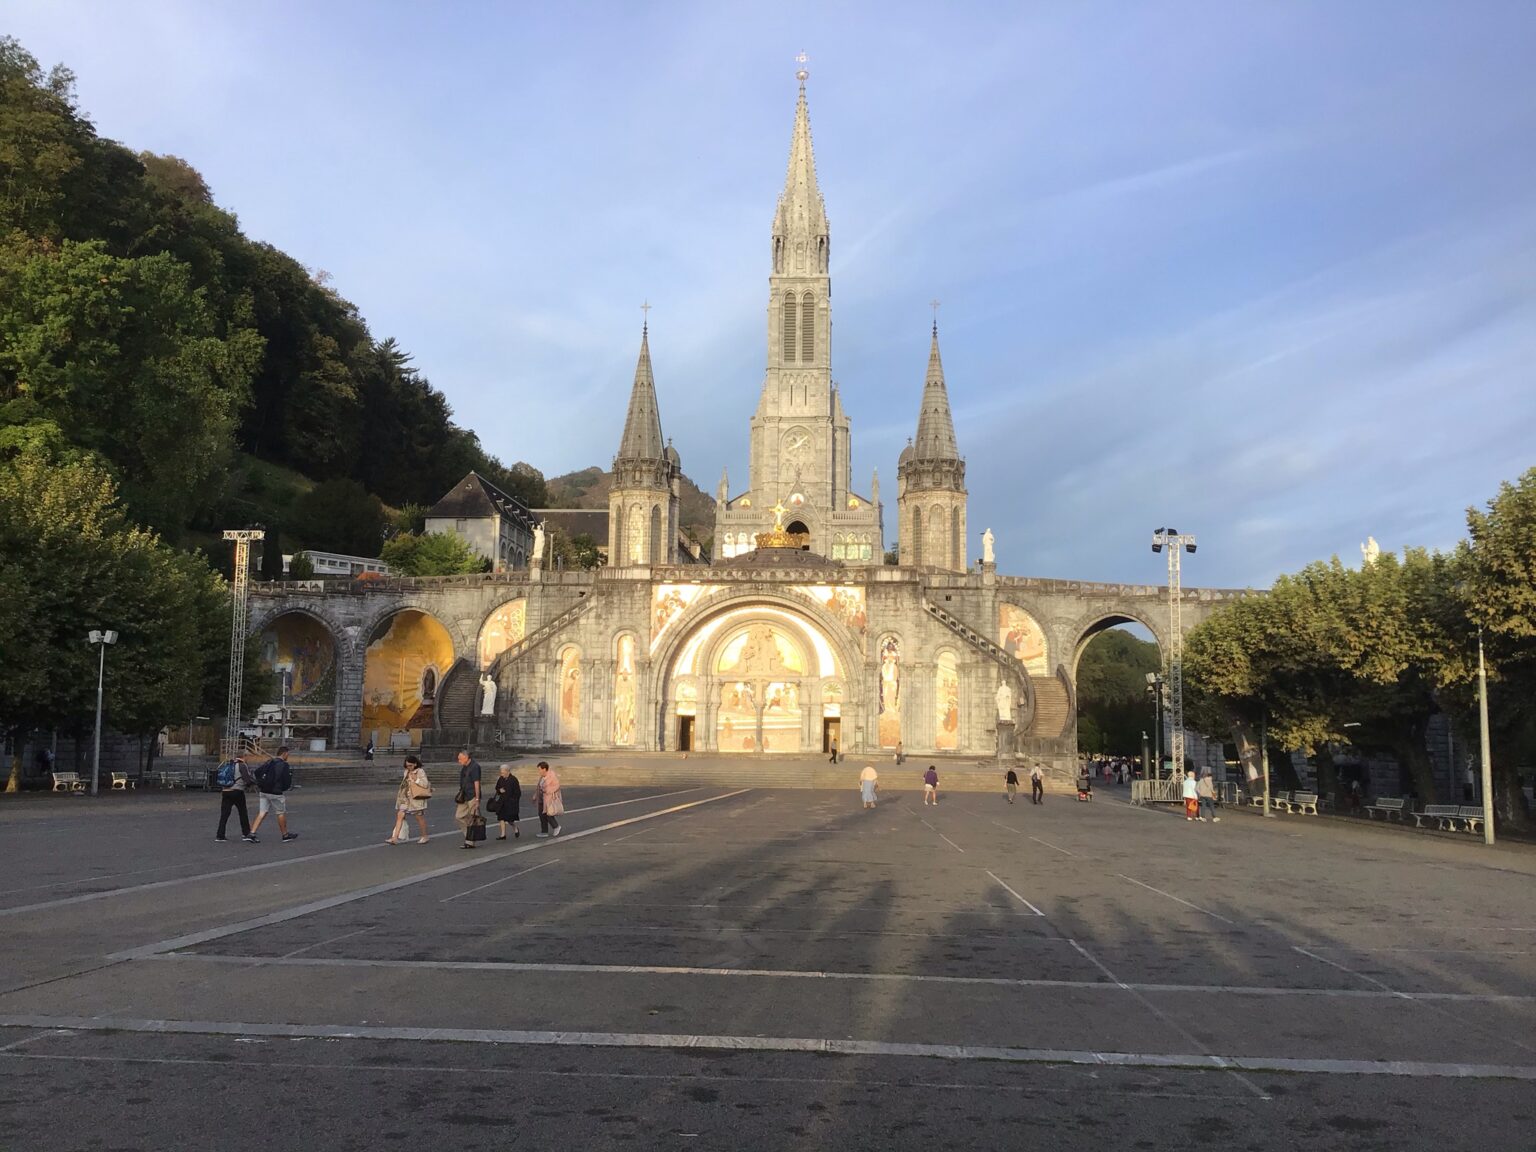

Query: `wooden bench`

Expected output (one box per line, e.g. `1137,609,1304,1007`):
1456,806,1485,834
1364,797,1406,821
109,772,136,790
1413,803,1462,830
51,771,85,793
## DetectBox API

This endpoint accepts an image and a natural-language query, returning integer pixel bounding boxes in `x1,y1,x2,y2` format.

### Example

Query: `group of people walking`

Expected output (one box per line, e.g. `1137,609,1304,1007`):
418,750,565,848
856,761,1048,808
215,748,568,848
215,746,299,843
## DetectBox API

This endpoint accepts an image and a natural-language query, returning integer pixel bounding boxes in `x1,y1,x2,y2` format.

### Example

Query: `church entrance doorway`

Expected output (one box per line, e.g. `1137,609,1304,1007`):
663,602,848,755
822,717,840,755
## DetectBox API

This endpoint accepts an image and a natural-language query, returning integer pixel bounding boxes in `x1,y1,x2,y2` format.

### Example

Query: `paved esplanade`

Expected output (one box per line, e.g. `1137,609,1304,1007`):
1,783,1532,1149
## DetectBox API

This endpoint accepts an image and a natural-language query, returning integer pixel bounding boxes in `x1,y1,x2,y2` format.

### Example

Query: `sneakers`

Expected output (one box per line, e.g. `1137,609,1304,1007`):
243,834,259,843
214,836,227,842
536,832,549,838
1212,817,1221,823
281,832,298,842
551,826,562,837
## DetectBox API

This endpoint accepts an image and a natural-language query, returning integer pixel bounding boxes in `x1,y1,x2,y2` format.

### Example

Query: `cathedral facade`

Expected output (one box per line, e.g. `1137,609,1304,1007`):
247,76,1245,768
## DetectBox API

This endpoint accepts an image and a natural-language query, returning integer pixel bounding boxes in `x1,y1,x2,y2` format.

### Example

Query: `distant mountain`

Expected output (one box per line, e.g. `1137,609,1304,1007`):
547,466,716,549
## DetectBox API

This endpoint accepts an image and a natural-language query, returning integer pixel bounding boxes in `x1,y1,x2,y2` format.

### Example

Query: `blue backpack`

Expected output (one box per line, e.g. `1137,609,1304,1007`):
215,760,240,789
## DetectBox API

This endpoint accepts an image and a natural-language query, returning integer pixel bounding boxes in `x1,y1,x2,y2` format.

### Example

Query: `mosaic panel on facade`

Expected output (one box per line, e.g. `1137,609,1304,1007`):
999,603,1049,676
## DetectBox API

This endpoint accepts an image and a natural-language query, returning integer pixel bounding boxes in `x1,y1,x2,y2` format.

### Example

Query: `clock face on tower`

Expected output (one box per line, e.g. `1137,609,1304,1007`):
782,428,810,463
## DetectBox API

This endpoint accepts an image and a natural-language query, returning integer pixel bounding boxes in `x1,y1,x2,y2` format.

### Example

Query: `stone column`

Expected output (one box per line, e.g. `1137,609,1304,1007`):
334,639,367,752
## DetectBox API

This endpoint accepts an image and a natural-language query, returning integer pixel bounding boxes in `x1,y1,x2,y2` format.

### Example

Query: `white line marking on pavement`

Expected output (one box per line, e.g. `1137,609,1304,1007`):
604,827,657,846
1116,875,1236,925
986,871,1044,916
1069,939,1269,1101
440,860,558,904
2,1015,1531,1081
919,818,964,853
1029,835,1075,857
1293,947,1407,997
0,789,706,920
154,954,1534,1002
279,927,374,960
105,790,751,961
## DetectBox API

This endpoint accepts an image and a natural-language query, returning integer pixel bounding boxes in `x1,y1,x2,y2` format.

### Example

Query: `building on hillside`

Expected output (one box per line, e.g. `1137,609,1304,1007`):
531,510,706,567
246,69,1250,772
425,472,538,572
282,551,390,578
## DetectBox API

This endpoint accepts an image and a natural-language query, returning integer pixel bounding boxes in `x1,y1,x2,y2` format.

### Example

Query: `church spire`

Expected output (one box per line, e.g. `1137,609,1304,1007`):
772,61,829,263
615,322,664,462
911,320,960,461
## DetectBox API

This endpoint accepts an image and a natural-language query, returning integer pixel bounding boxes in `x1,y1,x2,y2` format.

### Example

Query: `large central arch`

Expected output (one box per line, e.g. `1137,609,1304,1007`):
650,590,865,755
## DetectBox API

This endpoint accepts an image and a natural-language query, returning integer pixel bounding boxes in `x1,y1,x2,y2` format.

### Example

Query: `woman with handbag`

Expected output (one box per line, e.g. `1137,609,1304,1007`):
389,753,432,844
492,764,521,840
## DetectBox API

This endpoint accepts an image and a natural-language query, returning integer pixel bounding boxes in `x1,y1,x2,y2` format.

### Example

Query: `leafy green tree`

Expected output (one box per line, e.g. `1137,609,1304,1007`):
0,445,236,752
380,531,487,576
286,552,316,580
291,478,385,557
1075,628,1160,756
0,238,261,534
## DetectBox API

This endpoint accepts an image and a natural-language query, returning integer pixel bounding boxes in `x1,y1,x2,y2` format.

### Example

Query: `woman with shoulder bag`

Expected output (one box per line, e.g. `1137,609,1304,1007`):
491,764,521,840
389,753,432,844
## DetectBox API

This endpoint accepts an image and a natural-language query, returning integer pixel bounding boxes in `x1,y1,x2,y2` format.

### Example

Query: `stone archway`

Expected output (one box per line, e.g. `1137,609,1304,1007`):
1070,612,1165,759
256,608,341,749
360,608,456,749
652,593,862,755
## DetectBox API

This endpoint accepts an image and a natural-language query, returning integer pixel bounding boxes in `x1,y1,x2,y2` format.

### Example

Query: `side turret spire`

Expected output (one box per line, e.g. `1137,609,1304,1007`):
912,322,960,461
616,323,664,462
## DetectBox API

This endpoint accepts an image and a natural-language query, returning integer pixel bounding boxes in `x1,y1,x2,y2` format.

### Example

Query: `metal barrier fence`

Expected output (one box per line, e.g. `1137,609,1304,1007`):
1130,778,1245,806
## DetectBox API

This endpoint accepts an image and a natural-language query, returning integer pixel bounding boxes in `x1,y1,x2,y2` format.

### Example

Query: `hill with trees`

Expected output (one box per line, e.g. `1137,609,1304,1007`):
547,465,716,550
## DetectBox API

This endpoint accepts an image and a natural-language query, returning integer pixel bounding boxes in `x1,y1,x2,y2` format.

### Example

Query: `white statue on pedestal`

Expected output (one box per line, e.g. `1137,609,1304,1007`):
1361,536,1380,567
995,681,1013,722
478,673,497,717
532,520,547,567
982,528,995,565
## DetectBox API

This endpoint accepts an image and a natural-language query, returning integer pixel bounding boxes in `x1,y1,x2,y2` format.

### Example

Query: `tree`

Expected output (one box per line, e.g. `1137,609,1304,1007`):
0,445,234,752
380,531,487,576
1076,628,1161,757
291,478,384,557
0,238,262,534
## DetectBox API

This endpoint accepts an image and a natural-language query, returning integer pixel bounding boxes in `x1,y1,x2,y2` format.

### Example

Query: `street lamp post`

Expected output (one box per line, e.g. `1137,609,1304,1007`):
1477,630,1495,846
87,629,118,796
1145,672,1165,777
1151,528,1197,780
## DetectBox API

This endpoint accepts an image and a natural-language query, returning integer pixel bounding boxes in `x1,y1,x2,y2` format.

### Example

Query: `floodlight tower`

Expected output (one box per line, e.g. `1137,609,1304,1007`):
223,529,264,757
1151,528,1197,779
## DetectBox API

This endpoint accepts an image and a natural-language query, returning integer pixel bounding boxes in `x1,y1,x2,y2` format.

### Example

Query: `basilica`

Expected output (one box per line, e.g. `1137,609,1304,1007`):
250,74,1238,767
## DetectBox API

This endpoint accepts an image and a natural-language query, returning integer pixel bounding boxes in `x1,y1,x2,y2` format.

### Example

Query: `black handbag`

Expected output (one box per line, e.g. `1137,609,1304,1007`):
467,817,487,842
487,794,502,814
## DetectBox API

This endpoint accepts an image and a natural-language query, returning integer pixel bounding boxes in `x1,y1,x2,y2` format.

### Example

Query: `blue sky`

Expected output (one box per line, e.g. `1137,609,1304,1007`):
8,1,1535,588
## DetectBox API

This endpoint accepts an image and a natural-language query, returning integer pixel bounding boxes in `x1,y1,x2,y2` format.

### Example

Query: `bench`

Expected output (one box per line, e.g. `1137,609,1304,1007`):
109,772,136,790
157,769,194,789
1457,806,1485,834
1286,791,1319,815
1364,797,1406,821
1413,803,1462,830
51,771,85,793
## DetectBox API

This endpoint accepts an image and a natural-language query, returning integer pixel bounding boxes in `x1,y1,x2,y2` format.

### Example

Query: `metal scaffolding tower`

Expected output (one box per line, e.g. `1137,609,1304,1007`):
1151,528,1197,779
222,529,264,757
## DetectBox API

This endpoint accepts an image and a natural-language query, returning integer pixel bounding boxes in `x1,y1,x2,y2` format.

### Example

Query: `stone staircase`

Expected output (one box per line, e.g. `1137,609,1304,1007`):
487,595,596,678
920,597,1035,726
1029,674,1073,740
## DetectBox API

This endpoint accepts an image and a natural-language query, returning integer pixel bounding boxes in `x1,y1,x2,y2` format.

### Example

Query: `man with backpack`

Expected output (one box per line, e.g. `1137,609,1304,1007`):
214,756,258,843
248,746,298,842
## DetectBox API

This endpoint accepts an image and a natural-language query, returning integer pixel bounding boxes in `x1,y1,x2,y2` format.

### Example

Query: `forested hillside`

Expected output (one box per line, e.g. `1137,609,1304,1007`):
0,37,543,560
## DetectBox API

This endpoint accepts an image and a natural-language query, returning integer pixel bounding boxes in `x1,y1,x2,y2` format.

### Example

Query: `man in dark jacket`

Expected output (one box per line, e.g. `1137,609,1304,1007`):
248,746,298,842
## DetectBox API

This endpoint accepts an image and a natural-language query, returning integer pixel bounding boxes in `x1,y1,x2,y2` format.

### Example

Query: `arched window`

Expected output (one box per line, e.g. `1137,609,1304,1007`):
781,293,797,363
928,503,947,568
627,502,645,564
801,292,815,362
911,506,923,566
650,504,662,564
831,533,846,561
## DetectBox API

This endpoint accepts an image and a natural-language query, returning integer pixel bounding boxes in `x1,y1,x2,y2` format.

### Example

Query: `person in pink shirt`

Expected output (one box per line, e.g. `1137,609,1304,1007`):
537,762,563,837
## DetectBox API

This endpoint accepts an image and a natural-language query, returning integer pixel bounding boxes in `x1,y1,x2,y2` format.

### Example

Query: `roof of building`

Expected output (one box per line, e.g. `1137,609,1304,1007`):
427,472,537,529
